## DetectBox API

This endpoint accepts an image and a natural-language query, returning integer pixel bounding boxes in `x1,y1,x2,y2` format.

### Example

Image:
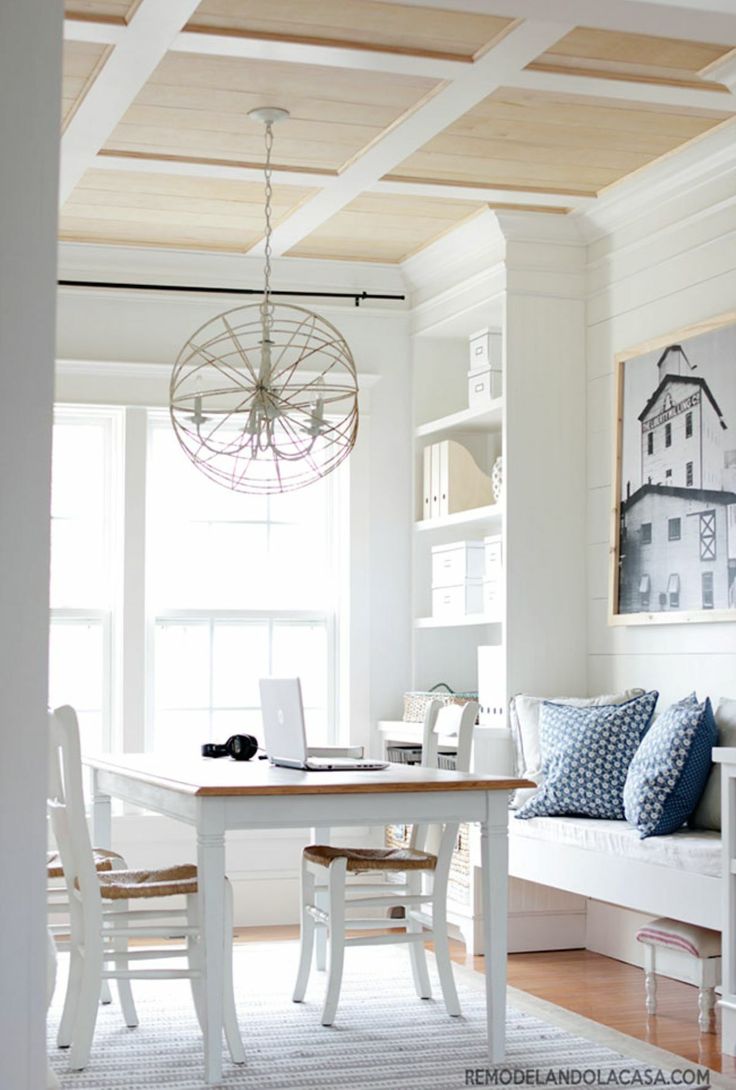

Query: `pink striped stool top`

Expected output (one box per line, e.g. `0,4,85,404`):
636,917,721,960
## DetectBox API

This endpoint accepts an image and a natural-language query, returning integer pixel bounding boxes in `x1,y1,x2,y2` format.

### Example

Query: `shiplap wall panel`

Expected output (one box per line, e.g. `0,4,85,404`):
585,171,736,708
62,40,109,128
529,27,734,87
187,0,513,59
393,90,730,195
59,168,314,249
104,53,438,171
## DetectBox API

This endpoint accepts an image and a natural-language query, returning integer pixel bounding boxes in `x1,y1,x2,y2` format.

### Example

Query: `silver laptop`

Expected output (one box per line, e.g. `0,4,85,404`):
259,678,387,771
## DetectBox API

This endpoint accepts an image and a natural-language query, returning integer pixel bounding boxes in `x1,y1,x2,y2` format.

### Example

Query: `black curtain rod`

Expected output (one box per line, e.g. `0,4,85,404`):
57,279,405,307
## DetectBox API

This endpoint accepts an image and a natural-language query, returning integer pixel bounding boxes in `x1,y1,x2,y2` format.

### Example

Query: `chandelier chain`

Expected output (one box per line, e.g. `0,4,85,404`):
260,121,275,334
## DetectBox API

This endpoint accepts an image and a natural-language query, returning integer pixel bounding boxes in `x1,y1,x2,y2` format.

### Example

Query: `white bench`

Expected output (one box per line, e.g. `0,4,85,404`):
508,813,721,931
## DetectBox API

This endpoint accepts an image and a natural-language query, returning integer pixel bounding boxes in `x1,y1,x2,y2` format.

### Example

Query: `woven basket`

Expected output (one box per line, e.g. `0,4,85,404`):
384,820,471,906
403,683,478,723
448,823,471,906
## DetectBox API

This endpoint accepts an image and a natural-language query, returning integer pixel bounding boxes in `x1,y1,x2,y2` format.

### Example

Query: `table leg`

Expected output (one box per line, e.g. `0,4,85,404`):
197,808,226,1086
481,797,508,1065
91,770,112,849
312,825,330,971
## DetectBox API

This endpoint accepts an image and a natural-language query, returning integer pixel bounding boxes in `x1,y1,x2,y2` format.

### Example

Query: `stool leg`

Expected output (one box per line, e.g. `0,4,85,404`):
643,947,657,1016
698,987,715,1032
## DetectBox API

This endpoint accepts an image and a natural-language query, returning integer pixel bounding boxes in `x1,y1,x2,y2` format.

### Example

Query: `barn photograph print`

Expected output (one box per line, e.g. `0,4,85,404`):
612,314,736,624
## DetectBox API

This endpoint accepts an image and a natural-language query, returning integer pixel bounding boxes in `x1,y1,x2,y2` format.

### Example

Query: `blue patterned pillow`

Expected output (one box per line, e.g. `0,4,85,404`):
515,691,659,821
624,696,717,838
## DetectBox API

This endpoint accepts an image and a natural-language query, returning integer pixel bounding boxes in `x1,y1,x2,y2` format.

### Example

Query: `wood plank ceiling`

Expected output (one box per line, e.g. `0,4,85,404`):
60,0,736,263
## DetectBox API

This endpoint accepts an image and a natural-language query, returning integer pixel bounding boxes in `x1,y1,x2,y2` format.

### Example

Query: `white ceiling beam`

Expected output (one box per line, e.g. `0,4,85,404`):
371,178,594,208
256,20,575,257
63,18,125,45
91,151,594,208
510,68,736,113
92,153,335,188
369,0,736,47
169,30,469,79
59,0,202,205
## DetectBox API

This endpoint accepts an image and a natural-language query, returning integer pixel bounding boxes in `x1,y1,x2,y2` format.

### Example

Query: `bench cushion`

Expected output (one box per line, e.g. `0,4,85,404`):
509,813,721,878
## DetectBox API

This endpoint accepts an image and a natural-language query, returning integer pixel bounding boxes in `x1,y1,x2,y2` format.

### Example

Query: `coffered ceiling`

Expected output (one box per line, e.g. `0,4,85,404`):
59,0,736,264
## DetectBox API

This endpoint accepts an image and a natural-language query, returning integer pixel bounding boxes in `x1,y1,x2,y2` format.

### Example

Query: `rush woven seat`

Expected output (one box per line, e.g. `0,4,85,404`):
303,845,437,873
96,864,198,900
47,848,123,879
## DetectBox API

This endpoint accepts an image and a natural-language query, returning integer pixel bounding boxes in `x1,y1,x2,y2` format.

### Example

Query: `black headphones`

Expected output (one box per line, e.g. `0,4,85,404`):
201,734,259,761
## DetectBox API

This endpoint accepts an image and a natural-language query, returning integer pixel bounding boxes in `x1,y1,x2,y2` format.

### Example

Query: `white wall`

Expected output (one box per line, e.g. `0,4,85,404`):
0,3,61,1086
585,158,736,708
584,145,736,963
54,250,413,924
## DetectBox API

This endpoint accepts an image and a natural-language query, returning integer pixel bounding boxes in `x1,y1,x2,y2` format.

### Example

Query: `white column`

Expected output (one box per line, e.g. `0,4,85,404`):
0,2,62,1087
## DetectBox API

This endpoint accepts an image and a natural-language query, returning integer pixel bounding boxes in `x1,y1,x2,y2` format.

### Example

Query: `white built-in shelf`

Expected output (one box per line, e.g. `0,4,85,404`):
414,613,502,629
415,502,503,533
415,400,503,440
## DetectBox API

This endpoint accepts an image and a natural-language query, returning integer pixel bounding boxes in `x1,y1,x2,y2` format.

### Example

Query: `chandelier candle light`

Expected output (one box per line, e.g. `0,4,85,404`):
169,107,359,494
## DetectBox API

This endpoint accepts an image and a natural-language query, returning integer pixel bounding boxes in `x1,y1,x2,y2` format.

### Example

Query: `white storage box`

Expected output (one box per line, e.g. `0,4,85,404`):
478,645,506,728
468,328,502,373
431,541,485,588
482,577,504,619
467,366,502,407
432,580,483,619
483,534,503,581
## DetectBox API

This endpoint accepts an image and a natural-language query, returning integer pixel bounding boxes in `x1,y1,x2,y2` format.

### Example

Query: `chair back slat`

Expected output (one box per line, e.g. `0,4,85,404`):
410,700,478,853
48,706,103,925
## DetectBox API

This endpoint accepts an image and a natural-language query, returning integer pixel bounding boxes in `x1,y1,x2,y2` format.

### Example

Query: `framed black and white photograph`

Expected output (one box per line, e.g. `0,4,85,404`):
610,312,736,625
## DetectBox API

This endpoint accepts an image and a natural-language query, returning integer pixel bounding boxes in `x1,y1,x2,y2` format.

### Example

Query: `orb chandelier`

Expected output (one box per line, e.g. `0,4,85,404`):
169,107,359,494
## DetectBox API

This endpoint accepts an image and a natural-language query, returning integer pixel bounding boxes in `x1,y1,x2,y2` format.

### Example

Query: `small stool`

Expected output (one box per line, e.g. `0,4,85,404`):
636,917,721,1032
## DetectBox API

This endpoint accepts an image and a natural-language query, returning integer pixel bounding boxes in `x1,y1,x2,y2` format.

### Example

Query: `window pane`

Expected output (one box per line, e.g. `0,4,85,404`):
148,422,333,611
48,620,105,753
153,710,210,755
153,623,210,709
211,709,262,739
272,623,328,709
50,419,111,609
212,623,268,707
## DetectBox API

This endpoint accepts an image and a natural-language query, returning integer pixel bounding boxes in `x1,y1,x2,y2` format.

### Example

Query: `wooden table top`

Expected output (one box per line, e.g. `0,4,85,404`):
84,753,533,798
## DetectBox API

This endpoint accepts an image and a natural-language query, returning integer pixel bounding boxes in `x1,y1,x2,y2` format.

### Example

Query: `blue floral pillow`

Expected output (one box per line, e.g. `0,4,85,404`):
624,695,717,838
515,691,659,821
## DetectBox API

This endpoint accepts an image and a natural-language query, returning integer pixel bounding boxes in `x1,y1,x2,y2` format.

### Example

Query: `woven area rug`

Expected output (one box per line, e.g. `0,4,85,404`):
48,941,722,1090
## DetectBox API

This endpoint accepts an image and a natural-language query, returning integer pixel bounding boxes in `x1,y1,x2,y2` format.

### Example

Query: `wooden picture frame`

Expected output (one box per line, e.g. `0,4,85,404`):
609,310,736,626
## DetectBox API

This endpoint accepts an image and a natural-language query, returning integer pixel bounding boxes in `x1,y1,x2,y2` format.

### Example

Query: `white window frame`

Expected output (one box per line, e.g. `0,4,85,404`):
50,406,124,751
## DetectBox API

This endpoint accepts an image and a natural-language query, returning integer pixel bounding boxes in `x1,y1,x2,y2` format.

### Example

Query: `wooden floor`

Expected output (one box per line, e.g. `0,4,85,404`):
234,926,736,1076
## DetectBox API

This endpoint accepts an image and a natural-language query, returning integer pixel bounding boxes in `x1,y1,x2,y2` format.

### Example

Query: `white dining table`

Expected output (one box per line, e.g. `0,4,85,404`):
85,753,529,1084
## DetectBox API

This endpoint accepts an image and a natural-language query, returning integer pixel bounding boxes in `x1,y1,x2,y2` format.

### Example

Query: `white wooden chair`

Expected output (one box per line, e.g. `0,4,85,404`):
293,699,478,1026
47,705,245,1073
48,845,132,1016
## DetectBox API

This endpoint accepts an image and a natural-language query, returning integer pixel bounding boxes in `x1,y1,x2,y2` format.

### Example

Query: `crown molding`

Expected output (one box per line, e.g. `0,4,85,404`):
573,121,736,243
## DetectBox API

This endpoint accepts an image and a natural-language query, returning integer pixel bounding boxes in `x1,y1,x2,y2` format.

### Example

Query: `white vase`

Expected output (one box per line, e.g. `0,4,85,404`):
491,456,503,503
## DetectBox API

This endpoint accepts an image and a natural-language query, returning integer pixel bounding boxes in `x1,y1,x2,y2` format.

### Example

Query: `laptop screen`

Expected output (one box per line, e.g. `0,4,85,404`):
259,677,309,764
